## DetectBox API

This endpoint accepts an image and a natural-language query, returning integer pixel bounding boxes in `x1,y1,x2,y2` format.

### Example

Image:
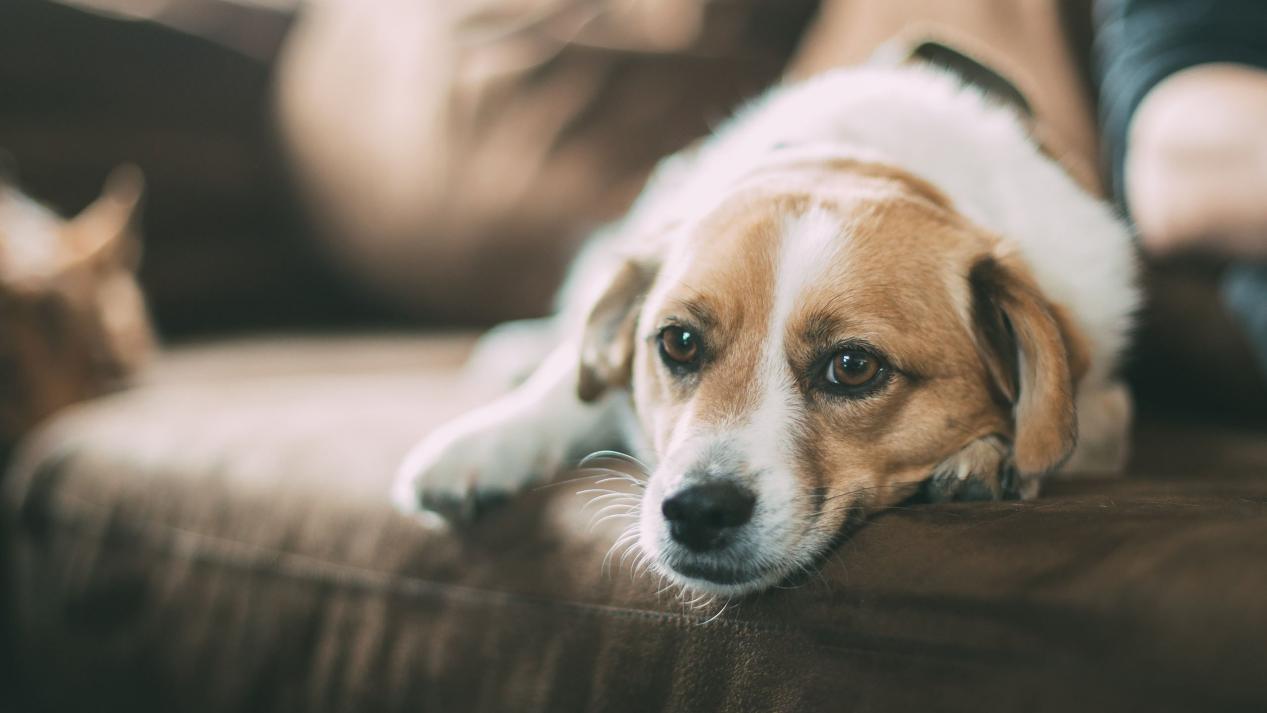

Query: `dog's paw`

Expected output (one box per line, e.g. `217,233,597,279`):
921,463,1023,502
392,409,559,522
920,436,1037,502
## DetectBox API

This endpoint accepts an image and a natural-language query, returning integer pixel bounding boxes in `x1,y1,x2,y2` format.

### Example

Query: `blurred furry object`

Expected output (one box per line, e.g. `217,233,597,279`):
0,166,154,445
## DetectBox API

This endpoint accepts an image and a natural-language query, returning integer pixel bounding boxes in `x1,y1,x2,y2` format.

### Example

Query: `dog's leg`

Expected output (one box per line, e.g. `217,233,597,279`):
462,316,560,399
392,339,632,521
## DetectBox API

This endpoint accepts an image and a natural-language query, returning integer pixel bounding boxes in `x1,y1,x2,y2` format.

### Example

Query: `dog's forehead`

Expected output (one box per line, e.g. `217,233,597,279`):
656,183,976,337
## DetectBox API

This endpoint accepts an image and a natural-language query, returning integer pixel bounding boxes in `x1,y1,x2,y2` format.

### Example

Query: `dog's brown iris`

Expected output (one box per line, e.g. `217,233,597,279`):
826,349,880,387
659,326,699,364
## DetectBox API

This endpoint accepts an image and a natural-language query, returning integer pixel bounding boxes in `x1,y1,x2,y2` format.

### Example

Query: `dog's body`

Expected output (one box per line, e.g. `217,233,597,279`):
394,66,1138,596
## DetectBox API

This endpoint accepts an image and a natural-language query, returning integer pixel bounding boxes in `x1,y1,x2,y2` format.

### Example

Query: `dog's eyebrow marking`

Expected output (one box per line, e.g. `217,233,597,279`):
680,299,719,330
776,209,843,304
652,299,719,340
771,206,845,342
800,312,850,352
741,205,844,486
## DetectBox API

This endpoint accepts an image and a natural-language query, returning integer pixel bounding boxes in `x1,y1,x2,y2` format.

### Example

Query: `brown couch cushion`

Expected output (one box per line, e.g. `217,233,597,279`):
4,335,1267,712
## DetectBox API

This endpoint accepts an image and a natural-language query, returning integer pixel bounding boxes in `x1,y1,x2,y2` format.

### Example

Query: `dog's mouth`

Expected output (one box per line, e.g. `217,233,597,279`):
666,558,766,586
649,508,869,594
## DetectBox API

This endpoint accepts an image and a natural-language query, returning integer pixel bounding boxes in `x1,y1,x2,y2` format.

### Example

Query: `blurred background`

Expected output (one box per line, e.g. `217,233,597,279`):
0,0,820,337
3,0,1264,409
2,0,367,337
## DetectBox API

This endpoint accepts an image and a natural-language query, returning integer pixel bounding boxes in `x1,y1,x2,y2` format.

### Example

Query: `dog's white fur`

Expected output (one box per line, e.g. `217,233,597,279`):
393,66,1138,592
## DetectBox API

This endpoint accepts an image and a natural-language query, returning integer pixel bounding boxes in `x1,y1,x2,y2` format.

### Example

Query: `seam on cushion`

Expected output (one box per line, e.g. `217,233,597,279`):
14,490,1042,667
42,490,781,632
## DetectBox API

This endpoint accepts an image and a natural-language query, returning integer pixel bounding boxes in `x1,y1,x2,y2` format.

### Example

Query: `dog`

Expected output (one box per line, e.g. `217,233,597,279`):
392,65,1138,596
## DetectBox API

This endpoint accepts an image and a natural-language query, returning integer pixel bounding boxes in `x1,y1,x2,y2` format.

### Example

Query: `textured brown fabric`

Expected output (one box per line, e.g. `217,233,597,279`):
4,335,1267,712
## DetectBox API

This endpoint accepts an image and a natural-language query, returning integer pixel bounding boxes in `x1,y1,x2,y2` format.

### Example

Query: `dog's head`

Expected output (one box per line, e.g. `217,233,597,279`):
578,159,1088,595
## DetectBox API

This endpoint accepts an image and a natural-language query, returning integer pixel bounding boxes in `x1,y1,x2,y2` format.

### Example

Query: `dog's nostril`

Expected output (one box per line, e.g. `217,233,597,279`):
661,482,756,551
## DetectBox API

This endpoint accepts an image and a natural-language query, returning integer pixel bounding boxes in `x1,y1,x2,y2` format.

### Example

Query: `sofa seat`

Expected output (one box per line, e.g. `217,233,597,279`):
4,334,1267,712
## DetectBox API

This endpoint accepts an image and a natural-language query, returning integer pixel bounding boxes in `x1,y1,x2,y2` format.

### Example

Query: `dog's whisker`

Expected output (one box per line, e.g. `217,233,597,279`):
577,493,638,515
576,465,650,489
592,478,644,492
609,538,639,565
814,481,913,506
574,486,628,496
632,548,659,583
588,490,639,501
684,591,708,613
592,475,644,488
578,490,638,504
603,528,641,575
633,547,651,572
795,560,831,591
594,504,638,517
584,503,638,525
590,511,638,532
622,541,645,572
699,597,731,625
574,466,645,483
616,531,637,547
636,553,657,581
603,534,637,577
593,503,638,517
529,471,617,492
587,502,637,528
601,540,621,577
658,572,673,599
579,450,652,473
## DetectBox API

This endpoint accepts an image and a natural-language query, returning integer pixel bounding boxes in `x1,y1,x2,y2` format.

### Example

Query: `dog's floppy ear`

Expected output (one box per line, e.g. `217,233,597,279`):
969,253,1089,475
577,256,657,402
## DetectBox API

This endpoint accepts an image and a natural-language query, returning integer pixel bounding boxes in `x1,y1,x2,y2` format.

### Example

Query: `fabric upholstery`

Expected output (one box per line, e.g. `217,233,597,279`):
4,335,1267,712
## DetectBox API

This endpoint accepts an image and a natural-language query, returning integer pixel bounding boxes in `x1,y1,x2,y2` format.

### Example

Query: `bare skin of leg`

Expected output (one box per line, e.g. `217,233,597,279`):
1126,63,1267,259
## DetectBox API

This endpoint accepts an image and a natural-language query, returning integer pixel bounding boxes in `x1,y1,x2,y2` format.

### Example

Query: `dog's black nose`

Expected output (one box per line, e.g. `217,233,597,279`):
661,482,756,551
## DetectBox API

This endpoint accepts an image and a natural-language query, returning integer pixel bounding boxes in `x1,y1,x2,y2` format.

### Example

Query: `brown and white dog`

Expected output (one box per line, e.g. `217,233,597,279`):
393,66,1138,596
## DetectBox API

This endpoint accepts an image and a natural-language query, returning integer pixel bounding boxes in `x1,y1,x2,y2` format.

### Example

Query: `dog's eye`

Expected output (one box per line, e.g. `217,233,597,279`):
659,325,699,365
825,348,881,388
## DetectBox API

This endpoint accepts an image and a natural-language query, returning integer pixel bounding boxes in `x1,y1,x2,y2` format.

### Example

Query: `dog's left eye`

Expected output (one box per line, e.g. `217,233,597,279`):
659,325,700,366
825,348,882,389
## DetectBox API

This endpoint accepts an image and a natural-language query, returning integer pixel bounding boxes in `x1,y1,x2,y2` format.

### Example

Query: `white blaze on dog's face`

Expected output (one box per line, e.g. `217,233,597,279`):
582,160,1088,595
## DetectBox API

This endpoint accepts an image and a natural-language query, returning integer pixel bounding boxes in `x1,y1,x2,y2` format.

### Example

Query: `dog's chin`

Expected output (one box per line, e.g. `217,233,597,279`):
654,554,793,597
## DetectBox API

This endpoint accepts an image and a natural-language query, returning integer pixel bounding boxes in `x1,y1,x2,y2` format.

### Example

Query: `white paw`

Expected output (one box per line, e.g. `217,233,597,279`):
392,408,561,522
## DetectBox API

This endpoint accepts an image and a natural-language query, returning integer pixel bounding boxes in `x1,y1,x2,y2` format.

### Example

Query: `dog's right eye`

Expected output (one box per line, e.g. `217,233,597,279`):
658,325,700,368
